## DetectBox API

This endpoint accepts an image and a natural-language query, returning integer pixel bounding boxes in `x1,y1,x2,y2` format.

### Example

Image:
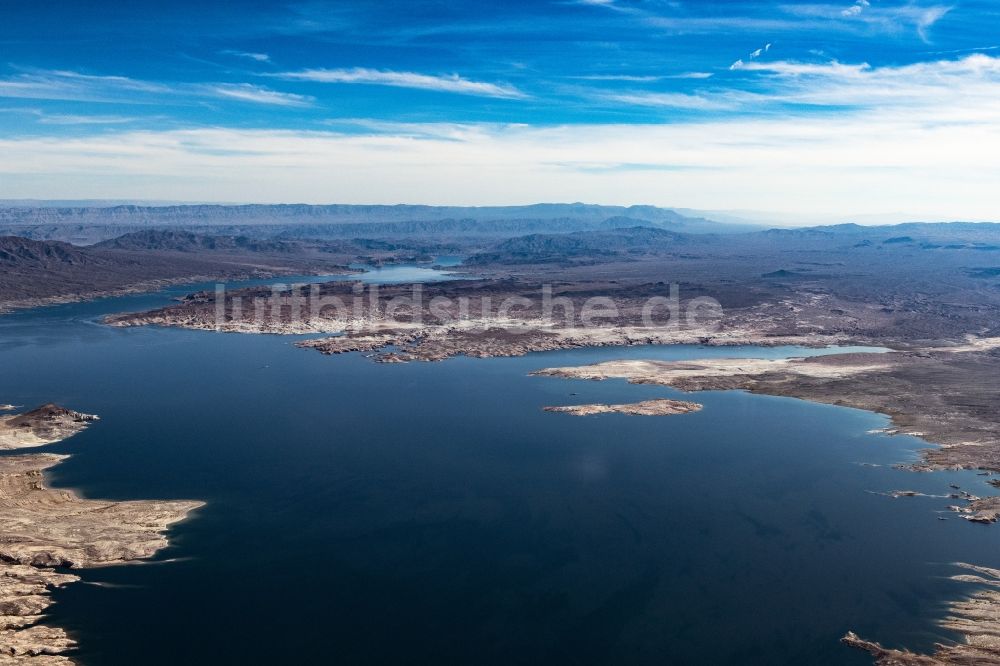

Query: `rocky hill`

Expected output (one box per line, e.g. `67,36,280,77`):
94,229,303,253
0,236,96,268
465,226,699,265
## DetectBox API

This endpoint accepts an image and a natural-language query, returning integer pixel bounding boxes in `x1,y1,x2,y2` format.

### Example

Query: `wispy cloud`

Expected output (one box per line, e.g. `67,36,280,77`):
598,53,1000,131
841,0,870,18
0,70,170,103
913,5,952,40
0,68,312,108
605,91,738,110
671,72,715,79
735,54,1000,111
208,83,313,107
272,68,527,99
0,107,139,125
573,74,665,82
648,2,952,40
572,72,714,82
781,2,953,41
731,42,773,70
222,50,271,63
565,0,646,15
38,113,138,125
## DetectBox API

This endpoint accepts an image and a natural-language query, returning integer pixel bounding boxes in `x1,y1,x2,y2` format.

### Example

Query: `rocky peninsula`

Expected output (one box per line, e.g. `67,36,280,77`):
0,404,202,664
0,405,99,451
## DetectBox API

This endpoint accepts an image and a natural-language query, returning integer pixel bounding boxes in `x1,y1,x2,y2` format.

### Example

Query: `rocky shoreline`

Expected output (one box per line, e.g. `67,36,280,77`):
531,344,1000,477
0,404,203,664
530,345,1000,662
842,563,1000,664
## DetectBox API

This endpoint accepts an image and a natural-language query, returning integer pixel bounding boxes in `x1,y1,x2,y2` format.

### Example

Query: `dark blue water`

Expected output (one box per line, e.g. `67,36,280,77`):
2,270,998,665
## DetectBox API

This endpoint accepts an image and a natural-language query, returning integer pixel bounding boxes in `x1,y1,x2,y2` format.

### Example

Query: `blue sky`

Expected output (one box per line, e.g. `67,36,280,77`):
1,0,998,219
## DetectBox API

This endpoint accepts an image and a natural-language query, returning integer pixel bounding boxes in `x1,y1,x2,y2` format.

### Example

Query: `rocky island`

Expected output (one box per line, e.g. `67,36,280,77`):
0,404,202,664
543,399,702,417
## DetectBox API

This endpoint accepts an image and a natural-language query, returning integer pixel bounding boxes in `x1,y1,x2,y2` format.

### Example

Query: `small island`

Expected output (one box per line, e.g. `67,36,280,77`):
543,399,702,417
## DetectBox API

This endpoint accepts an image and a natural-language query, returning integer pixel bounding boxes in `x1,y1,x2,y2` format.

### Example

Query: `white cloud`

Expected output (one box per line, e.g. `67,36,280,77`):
608,54,1000,122
0,68,313,108
222,51,271,63
730,42,772,71
841,0,870,18
0,70,171,103
914,5,952,40
208,83,313,107
736,54,1000,111
273,68,527,99
38,114,138,125
573,74,665,82
0,107,139,125
738,60,871,77
1,99,997,220
605,91,737,110
782,2,952,40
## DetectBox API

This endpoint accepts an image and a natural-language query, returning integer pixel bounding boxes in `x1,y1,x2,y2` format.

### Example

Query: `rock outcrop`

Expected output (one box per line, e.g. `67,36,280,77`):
843,564,1000,664
0,405,99,451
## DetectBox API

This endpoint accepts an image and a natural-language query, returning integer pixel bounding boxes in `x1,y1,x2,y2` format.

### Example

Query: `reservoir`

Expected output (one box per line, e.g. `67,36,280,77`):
1,268,997,665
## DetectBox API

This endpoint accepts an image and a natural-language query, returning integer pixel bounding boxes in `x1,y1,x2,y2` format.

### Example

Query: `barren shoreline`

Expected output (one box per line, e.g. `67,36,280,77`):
531,348,1000,663
0,404,203,664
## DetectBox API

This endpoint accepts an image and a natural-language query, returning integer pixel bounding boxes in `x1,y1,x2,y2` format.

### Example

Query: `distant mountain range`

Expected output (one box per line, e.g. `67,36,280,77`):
0,203,757,244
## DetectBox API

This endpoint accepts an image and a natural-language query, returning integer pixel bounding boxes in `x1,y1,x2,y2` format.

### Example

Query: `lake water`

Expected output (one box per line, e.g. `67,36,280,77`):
2,266,999,665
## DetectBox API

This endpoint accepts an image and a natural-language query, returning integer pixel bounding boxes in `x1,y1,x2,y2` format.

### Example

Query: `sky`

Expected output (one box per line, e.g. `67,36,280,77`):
0,0,998,221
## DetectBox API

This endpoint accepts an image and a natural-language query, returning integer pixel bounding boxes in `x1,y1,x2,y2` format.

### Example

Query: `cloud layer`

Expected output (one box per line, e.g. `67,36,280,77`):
0,103,995,219
273,68,526,99
0,0,994,219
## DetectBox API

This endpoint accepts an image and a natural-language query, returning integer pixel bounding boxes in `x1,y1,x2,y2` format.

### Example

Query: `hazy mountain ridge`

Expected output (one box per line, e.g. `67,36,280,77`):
0,203,753,243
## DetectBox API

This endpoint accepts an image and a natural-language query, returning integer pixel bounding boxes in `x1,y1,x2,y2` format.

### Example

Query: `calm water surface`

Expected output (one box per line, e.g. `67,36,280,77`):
1,267,998,665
